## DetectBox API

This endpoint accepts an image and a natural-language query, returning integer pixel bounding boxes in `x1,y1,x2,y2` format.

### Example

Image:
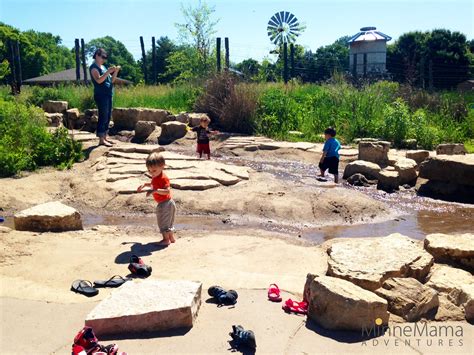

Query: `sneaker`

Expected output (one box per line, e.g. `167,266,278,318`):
208,286,238,305
229,325,256,349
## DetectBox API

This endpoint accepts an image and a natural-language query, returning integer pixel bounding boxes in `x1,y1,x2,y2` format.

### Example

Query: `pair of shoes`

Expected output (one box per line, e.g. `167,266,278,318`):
72,326,122,355
208,286,238,306
229,325,257,350
71,276,131,297
282,298,308,315
128,254,152,277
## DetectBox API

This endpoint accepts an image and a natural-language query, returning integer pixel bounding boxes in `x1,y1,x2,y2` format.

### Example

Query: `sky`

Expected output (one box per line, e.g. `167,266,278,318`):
1,0,473,63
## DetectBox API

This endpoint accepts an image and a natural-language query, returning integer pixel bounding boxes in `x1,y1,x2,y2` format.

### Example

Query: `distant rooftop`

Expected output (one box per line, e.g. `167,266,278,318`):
23,68,132,85
348,27,392,43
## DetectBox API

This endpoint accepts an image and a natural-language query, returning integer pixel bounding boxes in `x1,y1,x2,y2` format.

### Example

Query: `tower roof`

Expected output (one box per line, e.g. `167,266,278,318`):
348,27,392,43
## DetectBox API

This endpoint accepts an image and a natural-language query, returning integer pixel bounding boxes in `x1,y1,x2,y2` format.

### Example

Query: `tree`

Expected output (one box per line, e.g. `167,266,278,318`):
142,36,178,84
387,29,470,89
86,36,141,82
164,45,213,84
234,58,261,80
175,0,219,79
0,22,74,83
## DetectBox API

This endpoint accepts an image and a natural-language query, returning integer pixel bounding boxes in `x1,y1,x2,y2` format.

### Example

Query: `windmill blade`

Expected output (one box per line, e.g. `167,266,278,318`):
275,11,283,25
268,18,279,28
283,11,290,23
270,15,279,26
288,16,299,26
279,11,286,23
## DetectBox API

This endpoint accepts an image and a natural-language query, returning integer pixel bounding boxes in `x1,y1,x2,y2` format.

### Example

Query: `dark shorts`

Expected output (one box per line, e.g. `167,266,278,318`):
319,156,339,175
197,143,210,155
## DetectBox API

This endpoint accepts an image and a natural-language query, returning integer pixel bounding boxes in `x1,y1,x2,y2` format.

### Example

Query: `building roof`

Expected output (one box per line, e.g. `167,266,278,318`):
23,68,132,85
348,27,392,43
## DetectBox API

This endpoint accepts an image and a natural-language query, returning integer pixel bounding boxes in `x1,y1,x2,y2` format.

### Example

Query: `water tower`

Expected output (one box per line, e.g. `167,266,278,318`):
348,26,392,76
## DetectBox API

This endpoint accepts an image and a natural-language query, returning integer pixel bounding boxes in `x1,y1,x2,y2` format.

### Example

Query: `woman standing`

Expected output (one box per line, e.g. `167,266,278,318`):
89,48,120,147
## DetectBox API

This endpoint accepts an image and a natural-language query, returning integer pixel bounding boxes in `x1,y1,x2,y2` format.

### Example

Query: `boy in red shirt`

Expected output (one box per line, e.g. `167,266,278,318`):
137,153,176,245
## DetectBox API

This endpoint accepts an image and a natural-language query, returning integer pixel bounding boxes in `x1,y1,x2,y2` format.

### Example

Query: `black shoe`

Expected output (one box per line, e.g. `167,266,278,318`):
128,254,152,277
229,325,256,349
208,285,238,305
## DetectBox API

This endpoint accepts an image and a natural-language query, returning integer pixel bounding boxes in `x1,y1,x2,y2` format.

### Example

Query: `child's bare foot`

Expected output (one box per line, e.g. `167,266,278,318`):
157,239,170,245
169,235,176,243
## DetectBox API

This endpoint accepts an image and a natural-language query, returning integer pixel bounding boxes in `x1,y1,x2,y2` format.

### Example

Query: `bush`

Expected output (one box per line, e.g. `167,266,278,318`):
0,99,83,177
381,99,411,147
195,73,258,133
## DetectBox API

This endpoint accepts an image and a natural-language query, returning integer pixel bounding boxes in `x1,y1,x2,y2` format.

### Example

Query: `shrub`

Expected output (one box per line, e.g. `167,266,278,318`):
381,99,411,146
0,99,82,177
195,73,258,133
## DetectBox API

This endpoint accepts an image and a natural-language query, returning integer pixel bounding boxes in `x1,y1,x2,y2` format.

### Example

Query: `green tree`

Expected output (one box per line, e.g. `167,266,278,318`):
86,36,141,83
174,0,219,79
387,29,470,89
234,58,261,81
164,45,213,84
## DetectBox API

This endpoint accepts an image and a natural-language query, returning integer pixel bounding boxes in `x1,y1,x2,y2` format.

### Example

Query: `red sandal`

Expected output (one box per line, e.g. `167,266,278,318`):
282,298,308,315
267,283,282,302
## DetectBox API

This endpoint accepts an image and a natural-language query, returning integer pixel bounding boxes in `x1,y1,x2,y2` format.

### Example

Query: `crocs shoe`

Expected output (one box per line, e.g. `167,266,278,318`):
208,285,238,305
229,325,256,349
128,254,152,277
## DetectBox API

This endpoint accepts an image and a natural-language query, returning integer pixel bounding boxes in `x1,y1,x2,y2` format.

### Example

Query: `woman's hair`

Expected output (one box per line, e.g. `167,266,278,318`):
146,152,166,167
93,48,108,59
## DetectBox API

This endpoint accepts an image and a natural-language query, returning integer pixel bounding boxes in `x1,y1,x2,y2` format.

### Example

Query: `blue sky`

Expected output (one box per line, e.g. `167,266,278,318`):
1,0,473,62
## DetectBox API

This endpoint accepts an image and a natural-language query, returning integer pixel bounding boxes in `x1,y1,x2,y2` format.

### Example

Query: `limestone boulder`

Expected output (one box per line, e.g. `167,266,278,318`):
377,169,399,192
358,141,390,165
346,173,375,187
419,155,474,186
374,277,439,322
66,108,80,121
426,264,473,294
14,201,82,232
406,150,430,165
175,112,189,123
188,113,210,127
424,233,474,270
171,179,220,190
44,113,63,127
417,180,474,204
305,274,389,331
134,120,157,142
327,233,433,291
342,160,381,180
393,158,417,185
159,121,188,145
43,100,68,113
112,108,173,130
86,280,202,336
436,143,467,155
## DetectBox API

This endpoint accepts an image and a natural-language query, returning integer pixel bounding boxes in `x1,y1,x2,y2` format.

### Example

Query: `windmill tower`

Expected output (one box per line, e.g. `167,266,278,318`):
348,26,392,76
267,11,305,82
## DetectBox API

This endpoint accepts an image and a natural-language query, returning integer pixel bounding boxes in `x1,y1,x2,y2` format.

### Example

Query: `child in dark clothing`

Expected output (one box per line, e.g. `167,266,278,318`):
191,116,217,159
319,127,341,183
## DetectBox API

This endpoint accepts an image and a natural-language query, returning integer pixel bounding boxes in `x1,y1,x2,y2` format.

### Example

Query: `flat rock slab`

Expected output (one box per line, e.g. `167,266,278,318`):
161,151,201,161
327,233,433,291
426,264,473,294
107,177,147,194
106,157,145,165
220,165,250,180
71,133,97,142
339,148,358,157
85,280,202,336
14,201,83,232
109,164,147,175
106,174,142,183
166,169,210,180
374,277,439,322
304,274,389,331
108,150,150,160
171,179,221,190
165,160,198,170
110,144,165,154
424,233,474,270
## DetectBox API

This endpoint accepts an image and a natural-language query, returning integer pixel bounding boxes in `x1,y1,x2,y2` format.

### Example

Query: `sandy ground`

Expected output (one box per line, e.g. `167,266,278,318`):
1,137,473,354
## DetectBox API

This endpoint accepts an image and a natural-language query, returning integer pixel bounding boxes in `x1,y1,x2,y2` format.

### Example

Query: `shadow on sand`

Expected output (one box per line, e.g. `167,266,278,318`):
305,319,387,344
99,327,191,341
115,241,168,264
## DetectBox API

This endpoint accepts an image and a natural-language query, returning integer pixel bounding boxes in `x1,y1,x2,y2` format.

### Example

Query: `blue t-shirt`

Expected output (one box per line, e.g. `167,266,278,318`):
89,62,113,97
323,137,341,159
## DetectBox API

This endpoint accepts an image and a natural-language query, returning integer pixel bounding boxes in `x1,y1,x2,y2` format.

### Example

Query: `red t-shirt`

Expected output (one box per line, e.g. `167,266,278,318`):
151,172,171,203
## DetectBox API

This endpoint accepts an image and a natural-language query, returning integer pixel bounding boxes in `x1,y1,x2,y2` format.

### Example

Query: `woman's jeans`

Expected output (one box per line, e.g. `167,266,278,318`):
94,94,113,137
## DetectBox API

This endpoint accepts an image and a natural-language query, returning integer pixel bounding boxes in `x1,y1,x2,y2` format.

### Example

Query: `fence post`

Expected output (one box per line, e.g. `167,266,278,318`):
80,38,88,84
216,37,221,72
8,41,17,95
283,42,288,83
224,37,229,70
140,36,148,84
14,40,22,93
290,43,295,78
420,57,425,89
428,59,433,91
74,39,81,82
152,36,157,84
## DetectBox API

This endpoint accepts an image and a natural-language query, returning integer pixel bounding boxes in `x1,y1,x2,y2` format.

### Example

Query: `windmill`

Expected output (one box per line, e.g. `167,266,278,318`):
267,11,305,82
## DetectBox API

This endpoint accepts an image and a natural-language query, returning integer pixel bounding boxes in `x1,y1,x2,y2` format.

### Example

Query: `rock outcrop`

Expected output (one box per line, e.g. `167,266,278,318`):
342,160,381,180
159,121,188,145
424,233,473,270
358,141,390,166
112,108,174,130
43,100,68,113
436,143,467,155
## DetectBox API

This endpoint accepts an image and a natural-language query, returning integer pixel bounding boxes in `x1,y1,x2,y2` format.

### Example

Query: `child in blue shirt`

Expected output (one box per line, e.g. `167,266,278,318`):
318,127,341,183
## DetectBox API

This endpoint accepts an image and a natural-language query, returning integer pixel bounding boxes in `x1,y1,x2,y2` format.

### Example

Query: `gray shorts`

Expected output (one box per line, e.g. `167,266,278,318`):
156,199,176,233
